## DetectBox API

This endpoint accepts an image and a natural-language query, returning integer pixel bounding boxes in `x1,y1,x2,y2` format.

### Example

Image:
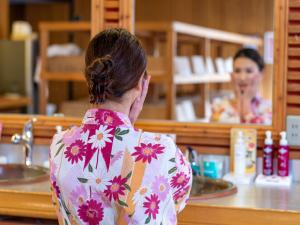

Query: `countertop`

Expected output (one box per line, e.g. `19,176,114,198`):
1,181,300,224
189,183,300,212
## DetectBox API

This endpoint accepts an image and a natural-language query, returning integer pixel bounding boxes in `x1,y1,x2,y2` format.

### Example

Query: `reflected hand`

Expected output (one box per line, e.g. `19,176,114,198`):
129,75,151,124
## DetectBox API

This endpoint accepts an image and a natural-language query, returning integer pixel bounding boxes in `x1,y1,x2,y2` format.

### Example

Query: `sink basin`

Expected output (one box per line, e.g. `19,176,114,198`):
0,164,49,185
189,176,237,200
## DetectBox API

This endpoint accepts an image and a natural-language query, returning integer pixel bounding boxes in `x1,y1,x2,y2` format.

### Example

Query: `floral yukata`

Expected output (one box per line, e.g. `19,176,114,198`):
50,108,192,225
210,96,272,125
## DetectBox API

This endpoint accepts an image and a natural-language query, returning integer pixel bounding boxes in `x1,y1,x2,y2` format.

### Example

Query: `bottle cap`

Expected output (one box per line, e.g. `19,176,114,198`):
280,131,288,146
265,130,273,145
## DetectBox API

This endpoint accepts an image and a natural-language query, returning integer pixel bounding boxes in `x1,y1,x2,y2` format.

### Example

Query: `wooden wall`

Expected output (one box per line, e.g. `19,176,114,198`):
136,0,274,35
287,0,300,116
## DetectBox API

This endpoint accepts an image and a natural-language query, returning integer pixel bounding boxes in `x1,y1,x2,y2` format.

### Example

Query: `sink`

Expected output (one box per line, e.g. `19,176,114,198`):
189,176,237,200
0,164,49,185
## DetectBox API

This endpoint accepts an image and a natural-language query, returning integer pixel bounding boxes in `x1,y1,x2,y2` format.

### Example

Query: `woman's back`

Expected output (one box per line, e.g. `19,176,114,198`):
50,108,192,225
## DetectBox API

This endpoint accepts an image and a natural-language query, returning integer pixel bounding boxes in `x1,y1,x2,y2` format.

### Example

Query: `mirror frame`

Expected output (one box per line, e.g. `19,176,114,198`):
0,0,294,157
136,0,287,145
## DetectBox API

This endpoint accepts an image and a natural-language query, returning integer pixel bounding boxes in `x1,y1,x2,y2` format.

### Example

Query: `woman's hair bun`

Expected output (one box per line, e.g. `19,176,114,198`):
85,55,114,104
86,55,113,81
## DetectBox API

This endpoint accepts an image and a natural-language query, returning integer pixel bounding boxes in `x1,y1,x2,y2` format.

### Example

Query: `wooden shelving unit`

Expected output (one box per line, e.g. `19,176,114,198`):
38,0,134,114
135,21,263,120
38,21,90,114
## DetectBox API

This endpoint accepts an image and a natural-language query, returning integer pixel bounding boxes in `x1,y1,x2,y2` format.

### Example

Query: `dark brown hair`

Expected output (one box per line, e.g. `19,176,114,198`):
85,28,147,104
234,48,265,72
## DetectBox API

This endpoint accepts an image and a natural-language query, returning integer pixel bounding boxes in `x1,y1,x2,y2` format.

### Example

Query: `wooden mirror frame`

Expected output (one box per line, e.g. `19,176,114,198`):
1,0,297,158
135,0,289,154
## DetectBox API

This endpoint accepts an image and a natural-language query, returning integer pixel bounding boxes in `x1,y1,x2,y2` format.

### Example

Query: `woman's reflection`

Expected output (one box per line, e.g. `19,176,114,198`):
211,48,272,124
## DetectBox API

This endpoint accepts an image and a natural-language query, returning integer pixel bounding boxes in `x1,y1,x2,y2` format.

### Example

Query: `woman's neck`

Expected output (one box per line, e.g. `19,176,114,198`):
91,100,131,116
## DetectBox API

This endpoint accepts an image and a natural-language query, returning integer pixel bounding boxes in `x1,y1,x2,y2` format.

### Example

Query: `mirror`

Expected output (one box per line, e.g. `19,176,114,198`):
135,0,274,125
0,0,274,127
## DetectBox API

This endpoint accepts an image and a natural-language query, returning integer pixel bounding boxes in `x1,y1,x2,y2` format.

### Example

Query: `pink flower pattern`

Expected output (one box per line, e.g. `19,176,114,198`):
51,180,60,198
50,108,192,225
211,96,272,125
104,175,127,201
70,186,87,206
78,199,104,225
64,140,86,164
132,143,164,163
171,172,190,189
151,176,170,201
62,126,82,146
143,194,160,219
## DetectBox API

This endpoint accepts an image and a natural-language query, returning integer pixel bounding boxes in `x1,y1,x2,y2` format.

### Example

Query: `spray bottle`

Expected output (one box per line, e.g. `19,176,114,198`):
263,131,273,176
278,131,289,177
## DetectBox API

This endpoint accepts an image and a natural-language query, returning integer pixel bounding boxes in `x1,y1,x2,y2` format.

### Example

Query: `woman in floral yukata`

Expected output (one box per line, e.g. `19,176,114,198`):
211,48,272,125
50,28,192,225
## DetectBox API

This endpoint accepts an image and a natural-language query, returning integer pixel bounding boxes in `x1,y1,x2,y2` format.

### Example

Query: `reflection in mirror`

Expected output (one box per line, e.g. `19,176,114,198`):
0,0,273,126
135,0,274,125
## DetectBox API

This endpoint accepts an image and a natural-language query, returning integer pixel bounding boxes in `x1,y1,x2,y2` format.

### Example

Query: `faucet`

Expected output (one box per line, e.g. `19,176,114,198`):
11,118,37,166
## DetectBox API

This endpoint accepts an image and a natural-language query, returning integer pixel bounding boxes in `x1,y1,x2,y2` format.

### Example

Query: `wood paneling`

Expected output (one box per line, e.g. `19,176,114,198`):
136,0,274,34
287,0,300,117
91,0,134,37
0,0,9,39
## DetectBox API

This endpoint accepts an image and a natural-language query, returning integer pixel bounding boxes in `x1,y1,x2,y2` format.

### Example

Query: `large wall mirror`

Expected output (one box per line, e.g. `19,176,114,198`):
0,0,287,149
135,0,274,126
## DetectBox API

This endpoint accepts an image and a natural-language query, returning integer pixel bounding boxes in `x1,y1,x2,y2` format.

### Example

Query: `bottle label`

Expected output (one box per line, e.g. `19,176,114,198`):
278,147,289,177
265,147,272,153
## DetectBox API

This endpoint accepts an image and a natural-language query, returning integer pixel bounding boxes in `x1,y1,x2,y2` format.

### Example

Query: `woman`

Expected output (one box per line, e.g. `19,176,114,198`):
50,28,192,225
211,48,272,124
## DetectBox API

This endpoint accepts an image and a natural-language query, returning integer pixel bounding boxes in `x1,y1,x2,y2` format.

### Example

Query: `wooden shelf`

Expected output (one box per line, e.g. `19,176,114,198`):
174,74,231,85
136,21,262,119
41,72,85,81
148,71,167,83
136,21,263,46
39,22,90,32
0,96,31,110
172,21,263,46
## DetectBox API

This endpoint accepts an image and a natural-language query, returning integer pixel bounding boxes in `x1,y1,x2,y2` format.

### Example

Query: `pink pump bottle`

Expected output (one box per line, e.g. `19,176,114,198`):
263,131,273,176
277,131,289,177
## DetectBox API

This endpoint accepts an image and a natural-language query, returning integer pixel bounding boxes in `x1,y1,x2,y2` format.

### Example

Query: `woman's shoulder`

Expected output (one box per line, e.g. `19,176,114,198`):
140,131,177,150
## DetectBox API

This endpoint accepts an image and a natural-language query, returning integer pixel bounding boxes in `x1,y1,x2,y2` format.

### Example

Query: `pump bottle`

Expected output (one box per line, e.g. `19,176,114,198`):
278,131,289,177
263,131,273,176
234,131,246,176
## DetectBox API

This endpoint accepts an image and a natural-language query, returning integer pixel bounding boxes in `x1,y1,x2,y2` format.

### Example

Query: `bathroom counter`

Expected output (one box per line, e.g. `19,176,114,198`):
178,182,300,225
0,181,300,225
0,180,55,219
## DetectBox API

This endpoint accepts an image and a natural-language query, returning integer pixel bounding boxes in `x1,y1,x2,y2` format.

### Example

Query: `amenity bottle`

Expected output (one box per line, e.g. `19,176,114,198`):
263,131,273,176
278,131,289,177
234,131,246,176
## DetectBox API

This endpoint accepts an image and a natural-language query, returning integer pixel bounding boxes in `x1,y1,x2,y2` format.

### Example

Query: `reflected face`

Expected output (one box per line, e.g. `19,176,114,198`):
232,57,262,98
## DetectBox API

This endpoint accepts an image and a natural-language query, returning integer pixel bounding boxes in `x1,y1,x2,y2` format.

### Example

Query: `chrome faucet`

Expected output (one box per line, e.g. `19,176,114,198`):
11,118,37,166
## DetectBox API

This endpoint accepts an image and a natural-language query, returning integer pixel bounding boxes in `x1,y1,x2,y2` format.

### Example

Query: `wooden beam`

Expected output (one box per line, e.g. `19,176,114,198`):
0,0,9,39
39,22,90,32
